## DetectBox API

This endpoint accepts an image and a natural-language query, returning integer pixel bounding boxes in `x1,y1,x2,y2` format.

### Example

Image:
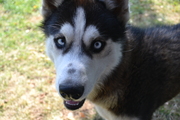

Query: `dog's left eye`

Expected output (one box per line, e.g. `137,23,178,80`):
91,40,106,53
94,41,102,49
54,37,66,49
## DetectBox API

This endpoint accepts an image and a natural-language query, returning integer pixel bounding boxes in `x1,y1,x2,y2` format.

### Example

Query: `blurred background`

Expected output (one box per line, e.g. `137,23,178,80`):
0,0,180,120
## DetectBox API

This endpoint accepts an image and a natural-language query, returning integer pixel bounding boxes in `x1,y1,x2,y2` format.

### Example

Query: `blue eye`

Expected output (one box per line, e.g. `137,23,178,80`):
94,41,102,49
54,37,66,49
91,40,106,53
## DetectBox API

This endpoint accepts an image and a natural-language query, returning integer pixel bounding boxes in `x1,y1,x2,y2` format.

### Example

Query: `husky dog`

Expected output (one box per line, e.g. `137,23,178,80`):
41,0,180,120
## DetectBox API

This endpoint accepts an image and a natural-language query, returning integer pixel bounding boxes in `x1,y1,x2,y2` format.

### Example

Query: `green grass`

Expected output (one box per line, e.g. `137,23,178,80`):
0,0,179,120
130,0,180,26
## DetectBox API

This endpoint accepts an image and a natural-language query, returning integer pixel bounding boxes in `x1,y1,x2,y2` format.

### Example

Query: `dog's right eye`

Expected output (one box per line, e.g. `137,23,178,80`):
54,37,66,49
90,40,106,53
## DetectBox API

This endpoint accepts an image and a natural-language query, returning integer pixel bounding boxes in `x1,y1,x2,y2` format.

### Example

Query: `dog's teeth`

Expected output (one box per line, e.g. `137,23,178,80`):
66,101,80,106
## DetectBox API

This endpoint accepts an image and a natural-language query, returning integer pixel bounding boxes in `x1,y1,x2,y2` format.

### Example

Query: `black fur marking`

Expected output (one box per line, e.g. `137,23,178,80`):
81,41,93,59
83,2,125,41
63,42,73,55
42,1,76,36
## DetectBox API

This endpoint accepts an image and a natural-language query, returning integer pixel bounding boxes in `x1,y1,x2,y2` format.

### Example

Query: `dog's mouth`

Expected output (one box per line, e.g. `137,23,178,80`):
64,99,86,110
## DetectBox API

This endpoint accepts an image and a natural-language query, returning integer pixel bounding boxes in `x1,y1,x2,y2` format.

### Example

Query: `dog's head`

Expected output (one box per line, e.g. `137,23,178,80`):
41,0,129,110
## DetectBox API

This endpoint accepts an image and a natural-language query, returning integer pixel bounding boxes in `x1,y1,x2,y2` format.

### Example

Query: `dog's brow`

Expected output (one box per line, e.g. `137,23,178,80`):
59,23,74,43
83,25,100,46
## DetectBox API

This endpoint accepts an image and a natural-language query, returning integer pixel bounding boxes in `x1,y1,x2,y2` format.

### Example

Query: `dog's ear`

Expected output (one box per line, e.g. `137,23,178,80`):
102,0,129,25
41,0,64,18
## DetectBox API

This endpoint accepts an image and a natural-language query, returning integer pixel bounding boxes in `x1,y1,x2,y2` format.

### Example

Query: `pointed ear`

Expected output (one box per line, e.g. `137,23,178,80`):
103,0,129,25
41,0,63,18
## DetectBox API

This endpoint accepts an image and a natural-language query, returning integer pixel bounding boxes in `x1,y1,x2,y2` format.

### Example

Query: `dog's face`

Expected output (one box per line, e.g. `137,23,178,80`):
42,0,129,110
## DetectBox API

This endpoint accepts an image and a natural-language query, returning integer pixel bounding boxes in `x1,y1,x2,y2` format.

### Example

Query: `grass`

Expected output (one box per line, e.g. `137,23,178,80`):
130,0,180,26
0,0,179,120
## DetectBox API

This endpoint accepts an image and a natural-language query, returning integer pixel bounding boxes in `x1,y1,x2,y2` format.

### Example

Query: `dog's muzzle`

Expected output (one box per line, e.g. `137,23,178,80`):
57,63,87,110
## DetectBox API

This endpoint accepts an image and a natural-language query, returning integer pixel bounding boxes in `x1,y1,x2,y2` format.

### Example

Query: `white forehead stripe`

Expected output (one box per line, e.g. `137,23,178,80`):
83,25,100,45
74,7,86,42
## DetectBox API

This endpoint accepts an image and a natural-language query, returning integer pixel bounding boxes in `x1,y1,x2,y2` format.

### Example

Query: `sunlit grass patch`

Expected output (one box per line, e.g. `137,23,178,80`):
0,0,58,119
130,0,180,26
1,0,39,14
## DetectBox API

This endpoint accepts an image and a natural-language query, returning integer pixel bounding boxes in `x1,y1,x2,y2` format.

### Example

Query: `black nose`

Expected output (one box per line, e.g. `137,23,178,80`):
59,85,84,100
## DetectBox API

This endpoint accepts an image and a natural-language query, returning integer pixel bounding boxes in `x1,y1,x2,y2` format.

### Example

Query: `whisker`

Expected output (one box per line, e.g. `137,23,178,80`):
123,48,135,53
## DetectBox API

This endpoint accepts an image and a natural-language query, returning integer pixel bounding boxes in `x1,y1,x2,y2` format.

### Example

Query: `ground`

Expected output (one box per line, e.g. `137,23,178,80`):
0,0,180,120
